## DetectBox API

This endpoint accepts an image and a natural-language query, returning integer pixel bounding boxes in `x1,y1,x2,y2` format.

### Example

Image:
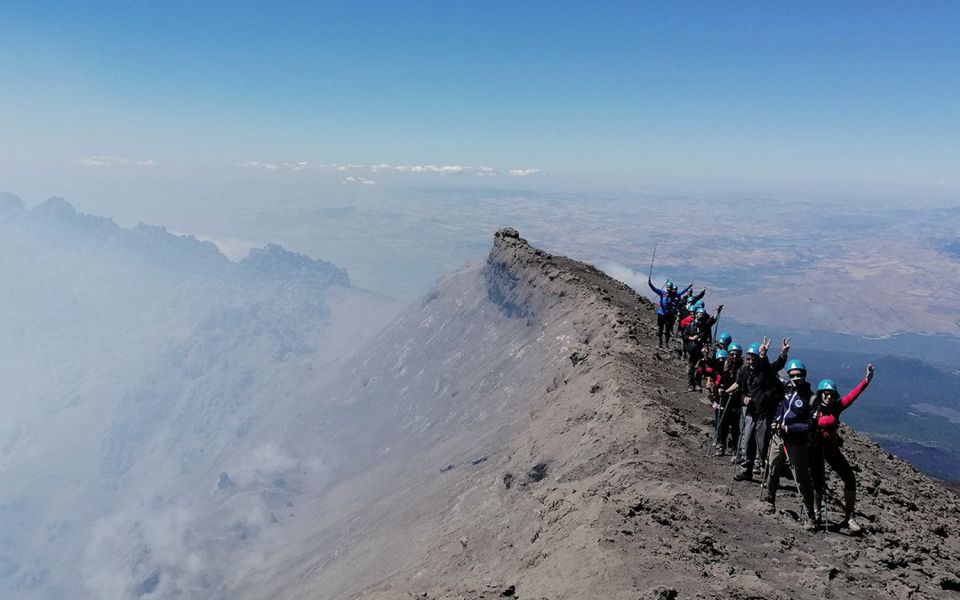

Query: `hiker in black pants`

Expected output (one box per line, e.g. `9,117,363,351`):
681,312,705,391
681,304,722,392
811,364,874,532
763,358,818,531
676,289,706,356
647,278,690,348
714,346,743,456
734,337,789,482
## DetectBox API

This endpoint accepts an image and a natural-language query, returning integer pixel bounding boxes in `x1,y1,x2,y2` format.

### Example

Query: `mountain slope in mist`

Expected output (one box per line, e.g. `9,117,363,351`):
0,196,399,599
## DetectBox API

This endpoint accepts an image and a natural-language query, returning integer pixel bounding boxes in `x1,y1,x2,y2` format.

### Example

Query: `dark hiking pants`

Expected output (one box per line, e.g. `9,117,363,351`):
657,314,676,346
812,443,857,513
765,435,815,518
716,396,740,450
686,348,702,387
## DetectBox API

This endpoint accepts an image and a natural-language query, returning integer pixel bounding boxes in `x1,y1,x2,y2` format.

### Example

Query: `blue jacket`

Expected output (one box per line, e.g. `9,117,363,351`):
773,380,817,441
648,281,692,316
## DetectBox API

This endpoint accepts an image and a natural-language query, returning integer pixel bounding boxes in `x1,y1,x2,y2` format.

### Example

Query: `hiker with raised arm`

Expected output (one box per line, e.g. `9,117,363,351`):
762,357,819,530
734,337,789,482
811,364,875,533
647,278,691,348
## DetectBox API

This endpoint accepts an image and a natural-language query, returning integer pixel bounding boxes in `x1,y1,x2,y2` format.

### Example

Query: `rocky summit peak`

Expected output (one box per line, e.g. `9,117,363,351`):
494,226,525,242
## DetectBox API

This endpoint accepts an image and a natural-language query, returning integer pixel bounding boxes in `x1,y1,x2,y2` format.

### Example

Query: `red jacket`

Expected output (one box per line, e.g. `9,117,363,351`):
816,378,870,447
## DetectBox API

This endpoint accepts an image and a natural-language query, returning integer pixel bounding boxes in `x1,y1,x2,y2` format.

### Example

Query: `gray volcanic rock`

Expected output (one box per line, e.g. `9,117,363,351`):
241,229,960,600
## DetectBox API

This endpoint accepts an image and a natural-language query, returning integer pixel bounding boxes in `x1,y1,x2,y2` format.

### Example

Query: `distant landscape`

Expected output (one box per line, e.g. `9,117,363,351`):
5,190,959,488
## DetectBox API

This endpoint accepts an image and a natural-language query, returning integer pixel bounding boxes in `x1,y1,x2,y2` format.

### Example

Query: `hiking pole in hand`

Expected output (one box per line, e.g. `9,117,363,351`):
781,439,810,522
713,393,732,448
648,242,658,280
712,305,723,341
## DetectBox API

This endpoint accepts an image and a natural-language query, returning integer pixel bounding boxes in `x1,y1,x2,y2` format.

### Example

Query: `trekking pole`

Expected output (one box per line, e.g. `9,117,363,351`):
823,471,830,528
781,440,810,519
713,393,732,447
648,242,658,280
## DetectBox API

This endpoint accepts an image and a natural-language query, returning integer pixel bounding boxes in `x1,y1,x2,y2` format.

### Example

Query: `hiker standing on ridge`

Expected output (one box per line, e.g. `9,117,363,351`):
715,331,733,354
647,278,691,348
714,343,743,457
811,364,875,533
676,288,706,355
681,303,722,392
734,337,789,482
763,358,819,531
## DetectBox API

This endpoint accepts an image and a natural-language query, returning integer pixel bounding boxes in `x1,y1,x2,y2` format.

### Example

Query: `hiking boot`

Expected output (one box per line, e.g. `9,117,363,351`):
814,510,823,528
752,463,763,477
733,470,753,482
714,446,724,457
729,455,738,465
803,516,818,532
687,384,695,392
761,497,776,514
843,514,862,534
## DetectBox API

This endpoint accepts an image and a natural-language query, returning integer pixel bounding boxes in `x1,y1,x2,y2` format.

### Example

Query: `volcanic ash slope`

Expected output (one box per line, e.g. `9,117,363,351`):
260,228,960,600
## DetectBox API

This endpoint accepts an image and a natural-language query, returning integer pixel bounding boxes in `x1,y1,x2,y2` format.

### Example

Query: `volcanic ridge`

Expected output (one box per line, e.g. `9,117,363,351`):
248,228,960,600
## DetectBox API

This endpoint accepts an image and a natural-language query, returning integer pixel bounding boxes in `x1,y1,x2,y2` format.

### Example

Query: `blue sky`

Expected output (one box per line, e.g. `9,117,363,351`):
1,1,958,195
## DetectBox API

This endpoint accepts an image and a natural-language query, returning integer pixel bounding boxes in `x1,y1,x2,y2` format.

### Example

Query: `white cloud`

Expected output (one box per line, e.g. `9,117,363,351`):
239,161,540,178
595,260,647,293
342,176,377,185
79,156,158,167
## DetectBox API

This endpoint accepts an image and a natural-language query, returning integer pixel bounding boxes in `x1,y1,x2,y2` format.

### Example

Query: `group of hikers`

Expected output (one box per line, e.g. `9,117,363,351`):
648,277,875,533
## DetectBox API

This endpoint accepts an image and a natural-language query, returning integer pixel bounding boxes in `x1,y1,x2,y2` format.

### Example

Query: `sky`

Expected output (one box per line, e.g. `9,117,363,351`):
1,1,959,198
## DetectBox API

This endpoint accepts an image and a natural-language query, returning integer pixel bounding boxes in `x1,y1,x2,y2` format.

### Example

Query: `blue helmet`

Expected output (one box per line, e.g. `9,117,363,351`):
717,332,732,346
728,342,742,354
715,349,729,360
746,342,762,356
665,279,675,290
694,300,705,310
786,359,807,374
817,379,838,392
695,307,705,314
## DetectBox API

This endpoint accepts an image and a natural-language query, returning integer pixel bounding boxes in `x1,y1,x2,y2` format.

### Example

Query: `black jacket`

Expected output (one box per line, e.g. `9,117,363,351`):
744,351,787,416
